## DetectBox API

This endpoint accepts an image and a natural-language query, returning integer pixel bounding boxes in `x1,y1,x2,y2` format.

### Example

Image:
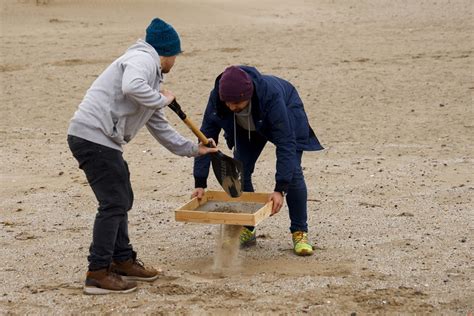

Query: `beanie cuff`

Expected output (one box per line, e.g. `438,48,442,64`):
157,49,182,57
219,91,253,103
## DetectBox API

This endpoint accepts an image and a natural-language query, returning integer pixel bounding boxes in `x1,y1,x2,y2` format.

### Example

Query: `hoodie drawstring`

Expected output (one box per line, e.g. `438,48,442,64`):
233,114,237,155
247,114,251,141
233,103,252,156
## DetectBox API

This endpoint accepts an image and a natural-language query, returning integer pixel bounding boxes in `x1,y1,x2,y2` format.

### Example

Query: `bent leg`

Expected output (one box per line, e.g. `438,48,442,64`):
113,160,134,262
286,151,308,233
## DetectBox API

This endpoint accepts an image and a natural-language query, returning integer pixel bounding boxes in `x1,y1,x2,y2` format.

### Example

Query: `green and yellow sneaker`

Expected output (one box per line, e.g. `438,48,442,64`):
292,231,314,256
240,227,257,248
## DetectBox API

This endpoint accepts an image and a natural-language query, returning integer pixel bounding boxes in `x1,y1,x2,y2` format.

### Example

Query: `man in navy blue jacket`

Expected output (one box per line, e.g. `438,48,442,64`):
192,66,323,256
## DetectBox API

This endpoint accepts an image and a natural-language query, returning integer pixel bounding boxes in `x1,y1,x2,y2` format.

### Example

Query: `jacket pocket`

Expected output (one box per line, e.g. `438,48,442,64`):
108,115,127,145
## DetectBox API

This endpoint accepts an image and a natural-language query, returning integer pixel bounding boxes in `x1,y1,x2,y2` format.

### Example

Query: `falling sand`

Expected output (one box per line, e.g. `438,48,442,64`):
213,224,242,274
197,202,261,274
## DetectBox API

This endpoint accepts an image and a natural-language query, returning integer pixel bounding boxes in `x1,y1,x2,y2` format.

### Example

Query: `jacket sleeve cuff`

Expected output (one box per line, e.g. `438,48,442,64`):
190,143,199,157
274,182,290,194
195,177,208,189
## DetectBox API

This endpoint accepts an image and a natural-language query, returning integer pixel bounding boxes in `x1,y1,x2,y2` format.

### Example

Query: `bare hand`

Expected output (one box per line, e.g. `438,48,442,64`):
269,191,284,215
192,188,205,201
197,139,218,156
207,138,217,148
160,89,175,105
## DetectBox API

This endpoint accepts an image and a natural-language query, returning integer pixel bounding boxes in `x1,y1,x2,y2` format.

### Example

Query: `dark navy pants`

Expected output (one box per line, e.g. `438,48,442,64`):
233,129,309,233
67,135,134,271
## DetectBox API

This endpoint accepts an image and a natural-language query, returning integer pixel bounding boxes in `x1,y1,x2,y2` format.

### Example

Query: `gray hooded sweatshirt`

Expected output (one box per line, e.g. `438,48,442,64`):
67,39,198,157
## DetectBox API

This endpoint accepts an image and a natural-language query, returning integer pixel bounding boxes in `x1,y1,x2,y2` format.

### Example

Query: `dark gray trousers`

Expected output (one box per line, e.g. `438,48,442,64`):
68,135,134,271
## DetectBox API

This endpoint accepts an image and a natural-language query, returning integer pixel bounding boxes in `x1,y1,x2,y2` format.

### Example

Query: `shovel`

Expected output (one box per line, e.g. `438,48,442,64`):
168,100,243,198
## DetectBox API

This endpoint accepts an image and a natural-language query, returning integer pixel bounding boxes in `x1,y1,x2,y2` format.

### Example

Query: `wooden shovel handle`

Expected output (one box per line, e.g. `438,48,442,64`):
183,117,209,146
168,100,210,146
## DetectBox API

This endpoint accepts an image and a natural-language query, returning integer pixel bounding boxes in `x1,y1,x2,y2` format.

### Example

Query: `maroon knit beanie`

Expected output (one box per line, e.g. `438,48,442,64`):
219,66,254,102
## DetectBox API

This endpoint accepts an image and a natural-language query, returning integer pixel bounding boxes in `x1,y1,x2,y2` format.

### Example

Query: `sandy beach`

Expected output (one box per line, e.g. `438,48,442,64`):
1,0,473,314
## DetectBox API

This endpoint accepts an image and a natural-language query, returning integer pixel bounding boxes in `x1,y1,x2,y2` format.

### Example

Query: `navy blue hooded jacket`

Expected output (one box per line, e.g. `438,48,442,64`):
194,66,323,193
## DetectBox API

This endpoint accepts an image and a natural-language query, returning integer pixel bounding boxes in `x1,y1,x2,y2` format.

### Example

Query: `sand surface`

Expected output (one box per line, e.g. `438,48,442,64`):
1,0,473,314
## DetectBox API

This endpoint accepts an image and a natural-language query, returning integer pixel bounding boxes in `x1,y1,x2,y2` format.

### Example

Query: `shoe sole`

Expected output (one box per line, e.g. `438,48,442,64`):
240,240,257,249
294,249,314,256
121,274,160,282
83,285,137,295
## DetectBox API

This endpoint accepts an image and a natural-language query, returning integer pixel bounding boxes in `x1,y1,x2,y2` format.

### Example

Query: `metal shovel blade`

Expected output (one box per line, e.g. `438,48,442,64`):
211,151,243,198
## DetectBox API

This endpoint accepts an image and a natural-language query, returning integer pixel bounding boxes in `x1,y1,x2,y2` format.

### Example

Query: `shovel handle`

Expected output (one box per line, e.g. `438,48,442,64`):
168,100,210,146
183,118,209,146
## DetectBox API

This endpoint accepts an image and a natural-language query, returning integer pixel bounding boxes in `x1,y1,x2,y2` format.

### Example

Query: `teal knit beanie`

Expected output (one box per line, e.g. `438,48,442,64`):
146,18,182,57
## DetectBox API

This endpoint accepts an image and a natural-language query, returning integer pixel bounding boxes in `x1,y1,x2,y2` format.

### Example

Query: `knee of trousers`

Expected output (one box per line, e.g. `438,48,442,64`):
288,172,307,191
98,197,132,214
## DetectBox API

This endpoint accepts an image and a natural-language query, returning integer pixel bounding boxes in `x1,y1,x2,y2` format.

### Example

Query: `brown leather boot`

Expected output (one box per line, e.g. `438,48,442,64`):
83,268,137,295
111,254,162,282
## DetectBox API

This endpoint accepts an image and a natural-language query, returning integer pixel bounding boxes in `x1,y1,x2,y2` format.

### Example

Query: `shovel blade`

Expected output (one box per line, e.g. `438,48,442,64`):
211,151,243,198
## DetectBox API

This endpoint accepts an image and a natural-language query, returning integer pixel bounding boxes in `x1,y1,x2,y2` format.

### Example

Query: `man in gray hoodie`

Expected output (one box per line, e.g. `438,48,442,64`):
67,18,217,295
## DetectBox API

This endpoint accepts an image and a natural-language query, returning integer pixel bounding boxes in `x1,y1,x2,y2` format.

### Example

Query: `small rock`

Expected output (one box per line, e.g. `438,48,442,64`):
397,212,414,217
15,232,37,240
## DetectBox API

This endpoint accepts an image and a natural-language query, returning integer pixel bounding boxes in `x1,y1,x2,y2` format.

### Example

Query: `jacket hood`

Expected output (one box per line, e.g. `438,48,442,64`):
126,39,162,76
